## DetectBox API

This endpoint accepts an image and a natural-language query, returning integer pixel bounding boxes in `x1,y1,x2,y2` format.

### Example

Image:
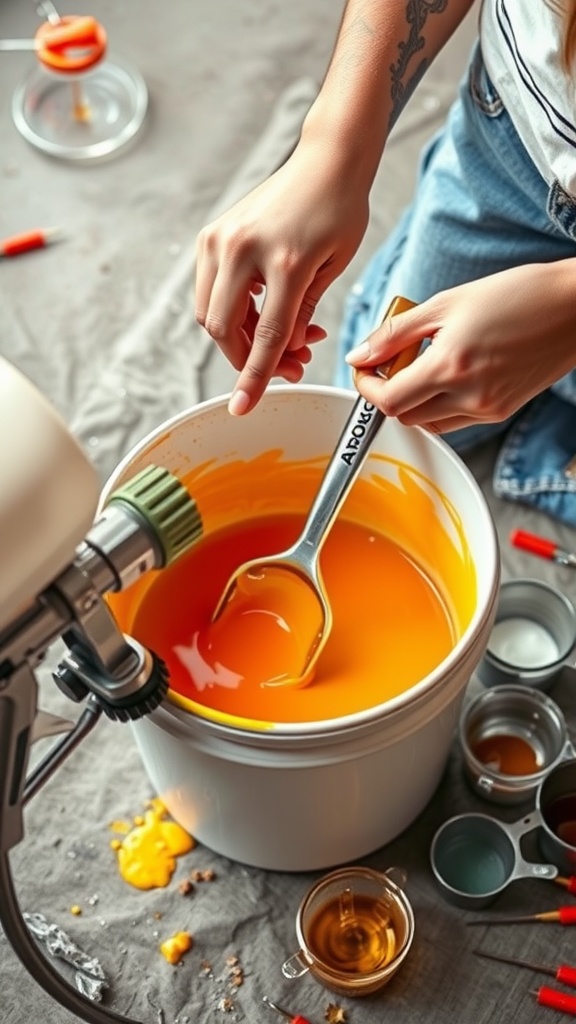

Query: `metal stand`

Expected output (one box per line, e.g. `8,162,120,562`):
0,464,202,1024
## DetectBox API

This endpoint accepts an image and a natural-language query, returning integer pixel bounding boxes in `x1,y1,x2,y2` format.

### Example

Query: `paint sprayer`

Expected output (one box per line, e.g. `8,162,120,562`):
0,357,202,1024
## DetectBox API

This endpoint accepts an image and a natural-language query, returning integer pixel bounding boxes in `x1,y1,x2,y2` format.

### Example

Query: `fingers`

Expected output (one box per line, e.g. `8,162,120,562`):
299,322,328,347
272,327,326,382
346,300,433,370
355,363,489,434
227,267,322,415
197,223,329,414
196,258,258,371
352,347,442,418
415,415,485,435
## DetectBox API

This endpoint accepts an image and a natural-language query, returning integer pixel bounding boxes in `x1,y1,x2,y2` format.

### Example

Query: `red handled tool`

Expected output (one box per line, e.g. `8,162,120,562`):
510,528,576,568
0,228,63,257
467,906,576,926
531,987,576,1016
557,876,576,894
263,996,312,1024
474,949,576,987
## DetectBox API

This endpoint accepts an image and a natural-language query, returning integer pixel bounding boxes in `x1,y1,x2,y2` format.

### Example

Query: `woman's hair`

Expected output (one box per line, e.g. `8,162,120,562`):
550,0,576,69
562,1,576,68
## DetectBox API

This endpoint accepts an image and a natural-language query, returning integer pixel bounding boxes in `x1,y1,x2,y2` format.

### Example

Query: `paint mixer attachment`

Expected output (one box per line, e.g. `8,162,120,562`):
0,356,202,1023
2,2,147,160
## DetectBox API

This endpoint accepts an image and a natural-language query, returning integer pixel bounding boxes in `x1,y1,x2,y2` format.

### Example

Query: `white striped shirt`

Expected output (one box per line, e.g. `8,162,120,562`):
480,0,576,196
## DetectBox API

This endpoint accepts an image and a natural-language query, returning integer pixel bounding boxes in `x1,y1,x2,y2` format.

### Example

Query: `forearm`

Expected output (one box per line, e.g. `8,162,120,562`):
302,0,476,191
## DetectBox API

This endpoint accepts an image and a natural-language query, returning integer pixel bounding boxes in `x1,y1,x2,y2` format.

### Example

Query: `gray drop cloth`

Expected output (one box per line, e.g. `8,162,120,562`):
2,2,576,1023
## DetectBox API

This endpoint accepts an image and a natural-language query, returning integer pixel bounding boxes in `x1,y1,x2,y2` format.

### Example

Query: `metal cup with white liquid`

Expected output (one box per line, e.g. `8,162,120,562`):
476,578,576,691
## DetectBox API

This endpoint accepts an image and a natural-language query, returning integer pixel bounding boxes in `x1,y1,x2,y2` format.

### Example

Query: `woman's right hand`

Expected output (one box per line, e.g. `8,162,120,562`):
195,133,371,415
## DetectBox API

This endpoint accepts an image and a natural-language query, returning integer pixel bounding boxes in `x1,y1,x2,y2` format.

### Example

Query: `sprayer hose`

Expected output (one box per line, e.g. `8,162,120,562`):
0,852,146,1024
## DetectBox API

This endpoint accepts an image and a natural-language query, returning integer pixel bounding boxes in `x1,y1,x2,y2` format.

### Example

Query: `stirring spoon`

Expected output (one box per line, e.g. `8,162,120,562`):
211,295,419,688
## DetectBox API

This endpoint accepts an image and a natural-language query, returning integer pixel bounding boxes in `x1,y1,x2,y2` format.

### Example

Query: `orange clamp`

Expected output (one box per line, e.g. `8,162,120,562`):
34,15,107,73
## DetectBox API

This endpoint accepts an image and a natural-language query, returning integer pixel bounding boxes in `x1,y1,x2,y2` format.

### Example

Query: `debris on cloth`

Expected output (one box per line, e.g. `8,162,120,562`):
24,912,108,1002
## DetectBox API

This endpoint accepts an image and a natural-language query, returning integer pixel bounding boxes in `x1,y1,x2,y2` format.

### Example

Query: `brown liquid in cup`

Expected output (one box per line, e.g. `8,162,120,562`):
306,890,398,975
544,792,576,846
469,737,541,774
471,734,541,776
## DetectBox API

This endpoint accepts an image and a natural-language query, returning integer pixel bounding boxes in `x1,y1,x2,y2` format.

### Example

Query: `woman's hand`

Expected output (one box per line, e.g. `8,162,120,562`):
347,262,576,434
195,136,371,415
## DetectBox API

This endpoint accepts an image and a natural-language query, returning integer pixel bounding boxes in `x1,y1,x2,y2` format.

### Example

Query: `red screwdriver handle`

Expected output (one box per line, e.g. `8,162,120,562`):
558,966,576,988
537,986,576,1015
560,907,576,925
510,529,558,560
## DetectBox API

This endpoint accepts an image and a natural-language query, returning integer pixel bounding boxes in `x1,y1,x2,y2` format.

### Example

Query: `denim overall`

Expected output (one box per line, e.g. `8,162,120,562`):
336,42,576,527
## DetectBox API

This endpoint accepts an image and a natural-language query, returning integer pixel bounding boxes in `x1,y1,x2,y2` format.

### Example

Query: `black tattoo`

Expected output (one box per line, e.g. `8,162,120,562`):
389,0,448,129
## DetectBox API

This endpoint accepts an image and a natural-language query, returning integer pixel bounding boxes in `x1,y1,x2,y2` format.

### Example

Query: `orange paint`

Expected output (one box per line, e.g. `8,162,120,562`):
191,563,324,689
109,450,476,726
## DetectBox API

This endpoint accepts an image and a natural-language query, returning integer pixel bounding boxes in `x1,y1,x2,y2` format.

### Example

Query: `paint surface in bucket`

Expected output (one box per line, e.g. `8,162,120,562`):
190,559,325,689
131,514,452,722
110,451,476,725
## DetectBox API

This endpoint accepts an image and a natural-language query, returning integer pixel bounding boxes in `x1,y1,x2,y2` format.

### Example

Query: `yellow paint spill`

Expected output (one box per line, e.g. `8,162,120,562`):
108,819,132,835
109,799,195,890
159,930,194,964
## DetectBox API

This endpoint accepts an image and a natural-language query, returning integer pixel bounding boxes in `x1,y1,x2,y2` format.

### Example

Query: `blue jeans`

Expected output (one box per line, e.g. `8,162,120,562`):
336,43,576,526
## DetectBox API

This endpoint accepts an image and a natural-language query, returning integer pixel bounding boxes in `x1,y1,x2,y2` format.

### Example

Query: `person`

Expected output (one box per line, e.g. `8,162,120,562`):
195,0,576,525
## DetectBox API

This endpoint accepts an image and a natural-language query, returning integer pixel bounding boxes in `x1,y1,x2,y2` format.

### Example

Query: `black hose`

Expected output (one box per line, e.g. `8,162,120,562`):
24,698,102,805
0,851,147,1024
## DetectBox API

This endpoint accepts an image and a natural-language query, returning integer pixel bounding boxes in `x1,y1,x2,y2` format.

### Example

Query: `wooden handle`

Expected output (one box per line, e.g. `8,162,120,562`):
376,295,420,379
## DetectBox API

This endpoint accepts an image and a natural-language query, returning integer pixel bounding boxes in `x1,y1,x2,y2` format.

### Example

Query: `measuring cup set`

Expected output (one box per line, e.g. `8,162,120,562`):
285,684,576,999
430,575,576,909
281,577,576,999
431,689,576,909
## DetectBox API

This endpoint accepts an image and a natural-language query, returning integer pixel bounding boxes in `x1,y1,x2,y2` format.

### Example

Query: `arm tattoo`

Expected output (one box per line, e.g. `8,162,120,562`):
389,0,448,129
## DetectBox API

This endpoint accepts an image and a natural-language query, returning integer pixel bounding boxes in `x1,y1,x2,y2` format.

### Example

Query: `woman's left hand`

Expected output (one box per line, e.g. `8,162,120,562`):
346,262,576,435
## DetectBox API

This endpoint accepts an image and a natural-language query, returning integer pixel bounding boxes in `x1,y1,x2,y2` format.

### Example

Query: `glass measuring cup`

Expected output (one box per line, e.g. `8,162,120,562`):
431,759,576,908
9,13,147,161
281,866,414,997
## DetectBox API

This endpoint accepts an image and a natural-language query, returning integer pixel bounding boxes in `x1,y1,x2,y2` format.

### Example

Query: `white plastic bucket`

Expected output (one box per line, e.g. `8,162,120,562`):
102,386,500,871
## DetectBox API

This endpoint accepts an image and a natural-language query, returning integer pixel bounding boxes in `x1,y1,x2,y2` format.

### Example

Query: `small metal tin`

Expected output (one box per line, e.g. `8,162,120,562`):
282,865,414,997
476,578,576,691
459,684,574,805
430,811,557,910
537,759,576,875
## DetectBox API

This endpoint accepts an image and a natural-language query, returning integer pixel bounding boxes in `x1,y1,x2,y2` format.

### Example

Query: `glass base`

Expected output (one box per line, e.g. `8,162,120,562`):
12,56,148,162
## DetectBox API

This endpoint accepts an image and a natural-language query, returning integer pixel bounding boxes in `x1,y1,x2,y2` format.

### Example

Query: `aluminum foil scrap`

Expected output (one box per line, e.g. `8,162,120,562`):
24,912,108,1002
